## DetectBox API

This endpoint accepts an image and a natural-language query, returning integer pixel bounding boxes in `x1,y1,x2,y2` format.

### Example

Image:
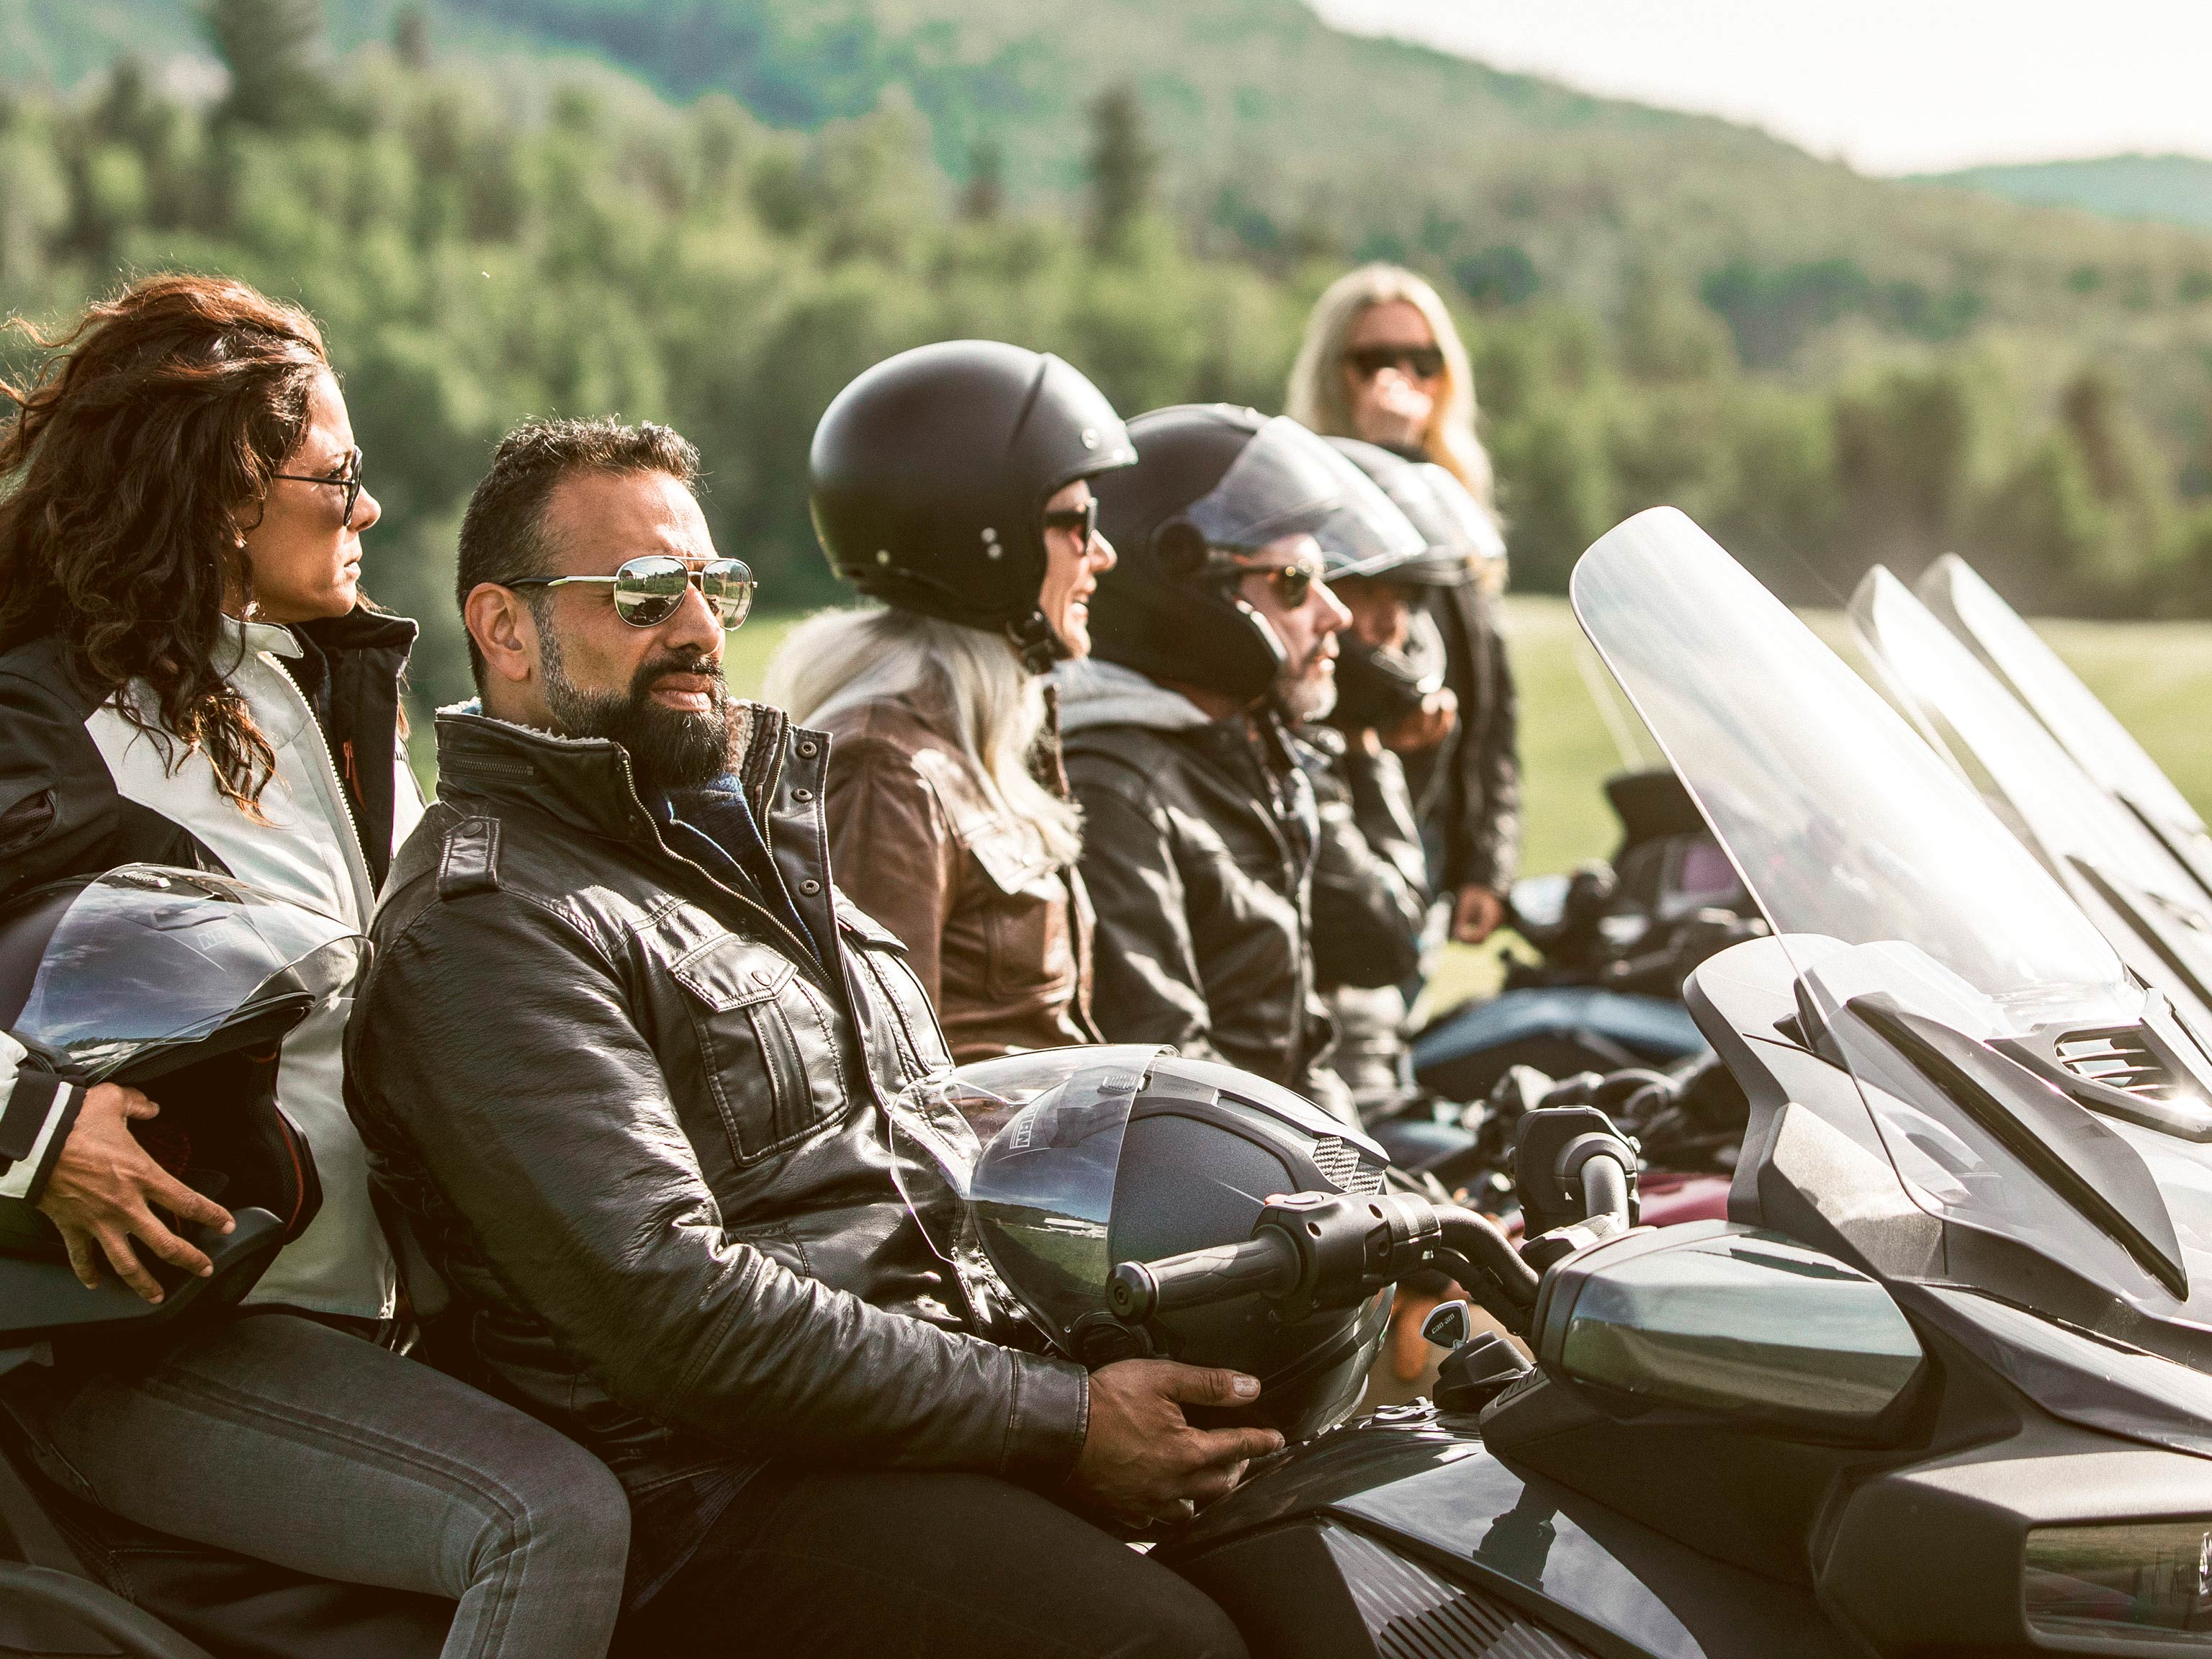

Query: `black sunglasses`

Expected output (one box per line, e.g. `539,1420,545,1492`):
1041,499,1099,545
271,447,366,527
1344,345,1446,382
505,555,757,629
1203,552,1325,608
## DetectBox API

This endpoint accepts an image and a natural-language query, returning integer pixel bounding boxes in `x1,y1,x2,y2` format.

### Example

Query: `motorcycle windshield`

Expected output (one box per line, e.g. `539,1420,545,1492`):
1188,416,1426,572
1572,511,2128,1037
1572,512,2212,1318
887,1046,1165,1349
1920,556,2211,856
14,866,367,1078
1853,569,2212,1029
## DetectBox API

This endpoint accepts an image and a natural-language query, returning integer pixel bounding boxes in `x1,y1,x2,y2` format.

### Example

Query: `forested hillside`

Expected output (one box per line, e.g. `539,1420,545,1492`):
4,0,2212,717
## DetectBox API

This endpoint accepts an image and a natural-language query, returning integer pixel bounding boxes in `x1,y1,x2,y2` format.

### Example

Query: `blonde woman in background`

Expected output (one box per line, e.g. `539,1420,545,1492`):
1287,264,1521,946
765,341,1133,1061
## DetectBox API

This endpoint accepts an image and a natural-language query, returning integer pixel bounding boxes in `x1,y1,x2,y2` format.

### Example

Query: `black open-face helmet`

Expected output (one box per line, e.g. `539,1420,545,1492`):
891,1046,1393,1443
808,341,1137,672
0,867,364,1356
1087,408,1425,704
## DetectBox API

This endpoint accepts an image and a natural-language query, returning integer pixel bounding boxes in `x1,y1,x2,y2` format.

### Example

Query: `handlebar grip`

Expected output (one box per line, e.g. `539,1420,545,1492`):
1108,1231,1301,1322
1578,1153,1633,1230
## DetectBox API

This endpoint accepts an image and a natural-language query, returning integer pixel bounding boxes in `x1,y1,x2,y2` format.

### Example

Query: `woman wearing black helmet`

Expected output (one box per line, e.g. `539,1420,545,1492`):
0,275,626,1655
765,340,1134,1061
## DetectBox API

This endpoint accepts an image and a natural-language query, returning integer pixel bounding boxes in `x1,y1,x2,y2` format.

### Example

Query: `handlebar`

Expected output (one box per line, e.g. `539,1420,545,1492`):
1108,1192,1540,1332
1108,1231,1300,1322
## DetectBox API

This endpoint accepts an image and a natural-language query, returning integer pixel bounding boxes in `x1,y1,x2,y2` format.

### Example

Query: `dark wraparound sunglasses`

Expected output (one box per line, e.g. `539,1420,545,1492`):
271,447,366,528
1041,499,1099,544
1344,345,1445,382
505,555,757,629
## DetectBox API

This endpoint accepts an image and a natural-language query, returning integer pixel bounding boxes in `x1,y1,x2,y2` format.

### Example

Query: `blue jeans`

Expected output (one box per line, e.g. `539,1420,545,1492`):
24,1313,629,1659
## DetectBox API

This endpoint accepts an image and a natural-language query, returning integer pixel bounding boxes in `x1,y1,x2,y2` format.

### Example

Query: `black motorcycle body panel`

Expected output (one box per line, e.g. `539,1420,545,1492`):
1161,1410,1855,1659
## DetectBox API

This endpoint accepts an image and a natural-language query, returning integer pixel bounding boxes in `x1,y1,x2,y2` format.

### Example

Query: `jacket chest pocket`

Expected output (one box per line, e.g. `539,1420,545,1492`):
837,907,953,1084
670,932,848,1164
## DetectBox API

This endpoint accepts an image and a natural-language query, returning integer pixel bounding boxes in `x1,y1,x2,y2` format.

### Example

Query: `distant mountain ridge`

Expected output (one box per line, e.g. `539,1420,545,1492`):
16,0,2212,380
1920,153,2212,233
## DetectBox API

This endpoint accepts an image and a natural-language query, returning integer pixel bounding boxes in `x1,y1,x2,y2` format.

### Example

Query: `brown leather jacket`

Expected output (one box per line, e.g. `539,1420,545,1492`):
817,688,1095,1062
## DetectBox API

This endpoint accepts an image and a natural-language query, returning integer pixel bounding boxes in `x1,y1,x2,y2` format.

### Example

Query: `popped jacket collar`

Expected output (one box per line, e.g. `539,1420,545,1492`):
431,698,786,848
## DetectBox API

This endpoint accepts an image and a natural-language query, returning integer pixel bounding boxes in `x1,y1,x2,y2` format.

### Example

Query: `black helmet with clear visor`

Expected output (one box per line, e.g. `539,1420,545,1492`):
0,866,365,1349
1324,438,1504,590
1089,407,1426,702
886,1044,1394,1442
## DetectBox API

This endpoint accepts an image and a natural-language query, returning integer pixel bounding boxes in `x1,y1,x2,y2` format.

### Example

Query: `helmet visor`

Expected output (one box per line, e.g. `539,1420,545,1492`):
1186,417,1425,572
1384,462,1506,586
885,1046,1166,1350
12,866,367,1079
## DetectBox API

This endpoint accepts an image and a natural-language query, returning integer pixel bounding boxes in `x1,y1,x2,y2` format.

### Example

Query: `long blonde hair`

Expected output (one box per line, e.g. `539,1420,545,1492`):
1285,264,1495,511
764,608,1083,867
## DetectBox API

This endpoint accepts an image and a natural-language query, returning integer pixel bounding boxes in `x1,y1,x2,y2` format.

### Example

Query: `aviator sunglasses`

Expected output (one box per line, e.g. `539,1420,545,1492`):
505,554,757,629
1343,344,1446,382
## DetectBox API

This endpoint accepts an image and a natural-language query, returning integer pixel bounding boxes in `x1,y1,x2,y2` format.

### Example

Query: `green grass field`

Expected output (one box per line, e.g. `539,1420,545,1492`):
727,595,2212,1008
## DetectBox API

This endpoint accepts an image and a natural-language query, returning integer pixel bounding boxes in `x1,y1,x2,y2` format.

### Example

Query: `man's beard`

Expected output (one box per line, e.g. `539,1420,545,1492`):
539,627,733,795
1274,651,1338,724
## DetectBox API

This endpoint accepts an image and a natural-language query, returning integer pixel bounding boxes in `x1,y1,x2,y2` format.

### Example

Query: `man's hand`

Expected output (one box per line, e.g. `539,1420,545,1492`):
1381,688,1457,755
1069,1359,1285,1525
1354,369,1434,452
37,1084,234,1304
1452,884,1507,945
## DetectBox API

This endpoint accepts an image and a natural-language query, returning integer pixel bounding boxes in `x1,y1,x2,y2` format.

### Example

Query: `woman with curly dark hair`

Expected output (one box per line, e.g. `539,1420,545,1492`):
0,274,629,1656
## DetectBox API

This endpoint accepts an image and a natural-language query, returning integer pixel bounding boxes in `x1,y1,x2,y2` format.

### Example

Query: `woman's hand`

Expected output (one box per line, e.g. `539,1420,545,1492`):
1353,367,1434,451
37,1084,235,1303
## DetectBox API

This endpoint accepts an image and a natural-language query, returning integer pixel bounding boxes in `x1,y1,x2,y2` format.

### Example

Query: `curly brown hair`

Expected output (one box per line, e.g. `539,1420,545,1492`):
0,273,331,813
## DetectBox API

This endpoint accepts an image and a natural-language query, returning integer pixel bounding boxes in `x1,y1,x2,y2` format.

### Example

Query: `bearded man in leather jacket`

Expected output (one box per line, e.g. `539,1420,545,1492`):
343,418,1275,1659
1057,407,1428,1124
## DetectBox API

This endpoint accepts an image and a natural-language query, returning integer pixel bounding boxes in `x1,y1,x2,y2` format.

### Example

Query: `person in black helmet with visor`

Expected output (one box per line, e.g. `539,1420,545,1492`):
1056,407,1426,1121
765,341,1131,1061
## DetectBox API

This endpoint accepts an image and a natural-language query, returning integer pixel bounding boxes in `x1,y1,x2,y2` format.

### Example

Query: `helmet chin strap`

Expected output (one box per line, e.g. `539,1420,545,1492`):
1006,609,1068,676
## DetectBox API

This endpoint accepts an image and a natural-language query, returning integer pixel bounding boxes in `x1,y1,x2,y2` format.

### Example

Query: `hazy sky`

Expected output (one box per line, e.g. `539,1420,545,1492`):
1309,1,2212,175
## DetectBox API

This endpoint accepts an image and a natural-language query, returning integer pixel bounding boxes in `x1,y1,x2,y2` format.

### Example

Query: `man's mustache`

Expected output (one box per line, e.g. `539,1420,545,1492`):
630,653,727,704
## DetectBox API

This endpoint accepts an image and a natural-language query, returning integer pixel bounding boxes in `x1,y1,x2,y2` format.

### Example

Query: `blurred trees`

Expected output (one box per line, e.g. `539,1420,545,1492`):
1,46,2207,724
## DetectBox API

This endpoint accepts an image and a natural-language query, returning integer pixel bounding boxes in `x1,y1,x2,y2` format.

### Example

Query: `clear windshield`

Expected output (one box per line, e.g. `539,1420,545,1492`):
13,866,367,1079
1853,569,2212,1025
1575,513,2212,1322
1570,511,2129,1038
1190,417,1425,572
1920,556,2206,839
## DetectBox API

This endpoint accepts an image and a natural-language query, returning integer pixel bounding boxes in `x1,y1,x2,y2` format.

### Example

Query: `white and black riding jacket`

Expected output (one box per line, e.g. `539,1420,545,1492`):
0,610,422,1320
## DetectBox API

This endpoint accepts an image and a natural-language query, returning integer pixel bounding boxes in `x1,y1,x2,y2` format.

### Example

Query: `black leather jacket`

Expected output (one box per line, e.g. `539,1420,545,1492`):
343,706,1089,1507
1056,660,1343,1107
1401,582,1520,896
1302,726,1431,995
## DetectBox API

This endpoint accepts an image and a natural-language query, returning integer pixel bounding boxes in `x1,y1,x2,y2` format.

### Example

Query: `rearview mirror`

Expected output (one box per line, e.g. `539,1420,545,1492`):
1534,1222,1923,1442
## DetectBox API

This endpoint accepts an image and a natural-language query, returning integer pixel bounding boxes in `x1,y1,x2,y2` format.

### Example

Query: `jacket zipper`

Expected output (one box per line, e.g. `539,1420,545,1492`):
255,648,376,922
